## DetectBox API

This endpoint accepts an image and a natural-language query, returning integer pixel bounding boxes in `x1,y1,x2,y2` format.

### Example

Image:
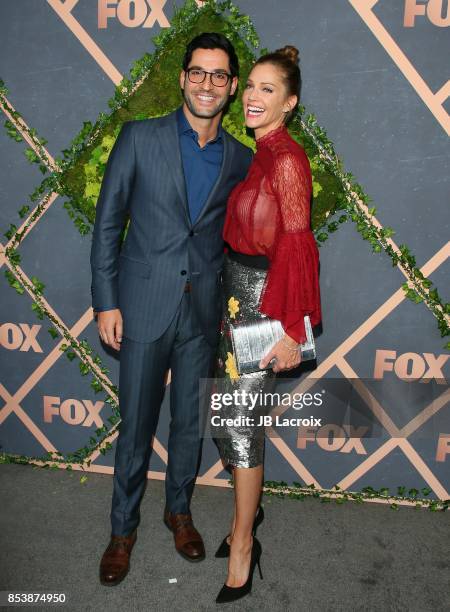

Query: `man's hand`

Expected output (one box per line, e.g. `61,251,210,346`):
259,333,301,373
95,309,123,351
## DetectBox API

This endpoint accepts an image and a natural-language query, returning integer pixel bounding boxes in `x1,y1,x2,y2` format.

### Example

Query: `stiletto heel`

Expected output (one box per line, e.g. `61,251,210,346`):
257,558,263,580
215,537,263,604
214,505,264,558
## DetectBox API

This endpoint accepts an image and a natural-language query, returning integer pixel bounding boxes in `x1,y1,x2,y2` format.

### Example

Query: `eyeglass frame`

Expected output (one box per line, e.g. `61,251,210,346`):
185,67,233,87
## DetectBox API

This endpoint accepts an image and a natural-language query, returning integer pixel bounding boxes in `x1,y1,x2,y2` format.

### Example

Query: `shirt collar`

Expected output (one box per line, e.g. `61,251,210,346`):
176,106,223,144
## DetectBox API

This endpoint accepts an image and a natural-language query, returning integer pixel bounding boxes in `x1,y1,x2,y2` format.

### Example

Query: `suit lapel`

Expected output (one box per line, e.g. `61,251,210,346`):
193,132,232,226
156,111,191,227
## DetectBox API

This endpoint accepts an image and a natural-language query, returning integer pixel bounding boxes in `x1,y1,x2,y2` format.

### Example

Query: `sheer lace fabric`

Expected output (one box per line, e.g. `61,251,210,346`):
223,125,321,343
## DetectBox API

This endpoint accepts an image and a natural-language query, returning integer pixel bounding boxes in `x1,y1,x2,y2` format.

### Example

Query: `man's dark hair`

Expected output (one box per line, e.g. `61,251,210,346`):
182,32,239,78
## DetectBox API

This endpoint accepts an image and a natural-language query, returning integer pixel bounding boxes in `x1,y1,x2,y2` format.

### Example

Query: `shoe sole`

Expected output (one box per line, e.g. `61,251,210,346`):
99,570,128,587
163,518,206,562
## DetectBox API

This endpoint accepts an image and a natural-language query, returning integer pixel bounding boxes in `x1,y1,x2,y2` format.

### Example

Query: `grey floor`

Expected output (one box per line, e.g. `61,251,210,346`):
0,463,448,612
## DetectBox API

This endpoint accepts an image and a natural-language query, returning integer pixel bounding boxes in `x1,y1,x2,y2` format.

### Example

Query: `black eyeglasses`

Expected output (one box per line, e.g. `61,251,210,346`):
186,68,232,87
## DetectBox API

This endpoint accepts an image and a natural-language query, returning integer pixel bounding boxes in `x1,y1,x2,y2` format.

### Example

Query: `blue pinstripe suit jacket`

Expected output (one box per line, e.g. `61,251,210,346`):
90,109,253,345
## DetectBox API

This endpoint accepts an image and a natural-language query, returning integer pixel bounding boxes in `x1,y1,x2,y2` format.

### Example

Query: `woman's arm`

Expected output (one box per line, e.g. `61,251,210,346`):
259,146,321,371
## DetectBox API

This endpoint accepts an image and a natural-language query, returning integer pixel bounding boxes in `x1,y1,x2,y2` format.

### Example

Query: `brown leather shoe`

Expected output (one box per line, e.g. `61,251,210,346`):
164,511,205,562
99,530,137,586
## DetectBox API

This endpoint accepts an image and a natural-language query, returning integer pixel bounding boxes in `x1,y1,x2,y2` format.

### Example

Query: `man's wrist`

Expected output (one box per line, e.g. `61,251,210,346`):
93,306,118,313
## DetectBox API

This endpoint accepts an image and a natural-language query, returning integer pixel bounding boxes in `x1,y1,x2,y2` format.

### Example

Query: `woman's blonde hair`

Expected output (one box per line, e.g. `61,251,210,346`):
254,45,301,123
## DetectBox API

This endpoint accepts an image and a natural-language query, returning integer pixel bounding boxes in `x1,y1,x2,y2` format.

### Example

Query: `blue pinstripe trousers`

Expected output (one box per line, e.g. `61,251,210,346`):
110,291,215,536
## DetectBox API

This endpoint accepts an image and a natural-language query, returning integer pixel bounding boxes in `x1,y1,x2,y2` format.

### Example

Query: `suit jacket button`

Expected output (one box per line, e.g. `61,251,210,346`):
181,270,187,276
189,230,194,237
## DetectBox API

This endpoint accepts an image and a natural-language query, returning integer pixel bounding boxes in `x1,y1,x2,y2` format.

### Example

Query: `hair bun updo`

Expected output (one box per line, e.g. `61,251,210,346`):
255,44,302,124
275,45,300,65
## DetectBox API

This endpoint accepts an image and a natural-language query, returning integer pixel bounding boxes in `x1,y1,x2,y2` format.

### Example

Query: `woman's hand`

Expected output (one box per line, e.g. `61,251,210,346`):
259,333,301,373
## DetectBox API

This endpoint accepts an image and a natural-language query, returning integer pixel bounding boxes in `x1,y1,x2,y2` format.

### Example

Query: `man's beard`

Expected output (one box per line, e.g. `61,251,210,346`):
183,88,230,119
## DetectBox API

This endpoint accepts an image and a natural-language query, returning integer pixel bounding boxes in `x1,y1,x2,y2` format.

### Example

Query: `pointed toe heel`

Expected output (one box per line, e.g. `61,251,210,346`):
215,537,263,604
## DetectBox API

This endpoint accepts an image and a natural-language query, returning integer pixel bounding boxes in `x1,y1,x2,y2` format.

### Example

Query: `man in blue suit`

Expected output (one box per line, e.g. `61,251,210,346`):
90,32,253,585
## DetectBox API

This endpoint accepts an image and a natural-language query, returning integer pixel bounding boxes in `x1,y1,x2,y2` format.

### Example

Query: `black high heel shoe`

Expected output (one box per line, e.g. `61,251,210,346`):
215,537,263,604
214,505,264,558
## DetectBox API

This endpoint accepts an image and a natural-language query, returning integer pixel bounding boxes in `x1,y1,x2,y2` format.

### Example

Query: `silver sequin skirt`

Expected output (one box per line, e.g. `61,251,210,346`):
213,254,277,469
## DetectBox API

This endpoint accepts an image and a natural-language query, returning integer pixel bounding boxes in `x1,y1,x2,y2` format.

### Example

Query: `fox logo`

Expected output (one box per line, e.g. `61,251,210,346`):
374,350,448,383
44,396,104,427
404,0,450,27
0,323,42,352
98,0,169,28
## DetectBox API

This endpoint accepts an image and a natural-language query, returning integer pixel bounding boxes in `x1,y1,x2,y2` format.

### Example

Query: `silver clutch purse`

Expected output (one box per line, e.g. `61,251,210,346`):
230,315,316,374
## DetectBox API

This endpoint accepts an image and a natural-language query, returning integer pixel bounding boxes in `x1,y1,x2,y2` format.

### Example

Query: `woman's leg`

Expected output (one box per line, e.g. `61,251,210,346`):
227,498,236,545
213,256,271,566
225,464,263,587
227,483,262,544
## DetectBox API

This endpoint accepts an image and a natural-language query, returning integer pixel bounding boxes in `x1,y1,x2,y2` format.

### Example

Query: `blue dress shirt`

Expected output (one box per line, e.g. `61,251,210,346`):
176,106,224,223
94,107,224,312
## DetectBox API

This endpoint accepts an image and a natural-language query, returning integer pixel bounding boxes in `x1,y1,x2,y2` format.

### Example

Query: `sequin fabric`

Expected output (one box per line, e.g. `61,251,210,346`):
213,255,277,469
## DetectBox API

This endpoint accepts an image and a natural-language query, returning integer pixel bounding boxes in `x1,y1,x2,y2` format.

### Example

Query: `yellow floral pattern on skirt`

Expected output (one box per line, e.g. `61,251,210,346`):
225,351,240,381
227,296,240,319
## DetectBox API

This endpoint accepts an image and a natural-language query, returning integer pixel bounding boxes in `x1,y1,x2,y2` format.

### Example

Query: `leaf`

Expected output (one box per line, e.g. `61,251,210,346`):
91,378,103,393
429,288,439,302
24,148,39,164
31,302,45,320
18,205,30,218
327,221,338,232
79,362,90,376
48,327,59,339
31,276,45,293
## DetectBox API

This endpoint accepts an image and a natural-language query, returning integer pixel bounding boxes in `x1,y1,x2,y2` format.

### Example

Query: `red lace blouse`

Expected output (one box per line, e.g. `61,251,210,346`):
223,125,322,344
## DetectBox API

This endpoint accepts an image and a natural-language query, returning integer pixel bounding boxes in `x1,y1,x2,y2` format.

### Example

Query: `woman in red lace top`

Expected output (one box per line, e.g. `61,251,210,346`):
223,120,321,346
213,47,322,603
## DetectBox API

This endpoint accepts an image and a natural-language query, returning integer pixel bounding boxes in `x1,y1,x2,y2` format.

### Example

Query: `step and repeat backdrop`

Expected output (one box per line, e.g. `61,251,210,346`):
0,0,449,500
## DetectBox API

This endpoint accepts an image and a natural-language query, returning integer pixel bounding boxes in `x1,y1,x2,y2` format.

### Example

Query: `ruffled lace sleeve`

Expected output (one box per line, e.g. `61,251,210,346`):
258,146,321,343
